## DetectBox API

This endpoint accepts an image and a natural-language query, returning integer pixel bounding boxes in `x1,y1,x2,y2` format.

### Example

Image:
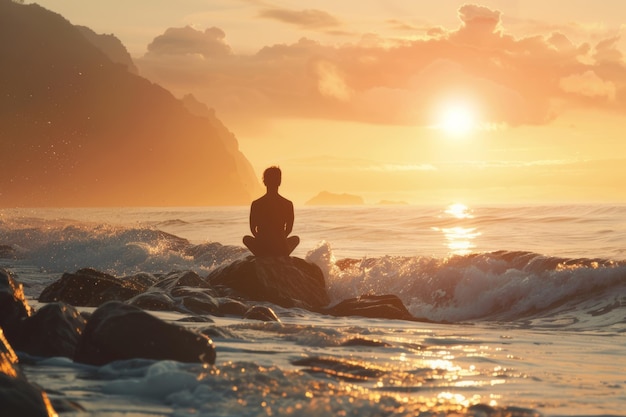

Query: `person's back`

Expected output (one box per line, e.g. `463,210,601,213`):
243,167,299,256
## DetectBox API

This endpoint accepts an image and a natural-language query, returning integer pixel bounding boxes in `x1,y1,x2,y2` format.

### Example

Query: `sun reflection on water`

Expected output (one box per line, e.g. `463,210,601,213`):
442,226,480,254
445,203,474,219
433,203,481,255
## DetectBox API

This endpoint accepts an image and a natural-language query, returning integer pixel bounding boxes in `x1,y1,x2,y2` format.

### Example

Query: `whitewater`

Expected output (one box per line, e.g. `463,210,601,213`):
1,204,625,416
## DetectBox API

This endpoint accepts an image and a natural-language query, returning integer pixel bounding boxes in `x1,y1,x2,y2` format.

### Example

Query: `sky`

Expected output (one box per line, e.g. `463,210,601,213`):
31,0,626,205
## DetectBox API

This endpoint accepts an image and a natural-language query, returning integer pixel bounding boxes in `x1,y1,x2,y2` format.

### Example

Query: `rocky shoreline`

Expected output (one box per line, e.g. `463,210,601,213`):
0,256,430,415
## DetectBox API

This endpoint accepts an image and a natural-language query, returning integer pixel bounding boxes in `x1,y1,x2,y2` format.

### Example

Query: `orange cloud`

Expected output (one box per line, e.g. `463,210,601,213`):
560,70,616,100
258,7,341,29
136,4,626,129
147,26,232,58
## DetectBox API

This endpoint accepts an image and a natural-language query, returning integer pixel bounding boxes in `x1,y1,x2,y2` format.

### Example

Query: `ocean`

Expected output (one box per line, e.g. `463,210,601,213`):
1,204,625,416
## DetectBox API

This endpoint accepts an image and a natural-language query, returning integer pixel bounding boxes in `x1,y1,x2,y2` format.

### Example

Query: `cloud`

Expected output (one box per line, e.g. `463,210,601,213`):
593,35,623,63
258,7,340,29
457,3,502,35
315,60,352,101
560,70,616,100
386,19,419,32
136,4,626,128
147,26,232,58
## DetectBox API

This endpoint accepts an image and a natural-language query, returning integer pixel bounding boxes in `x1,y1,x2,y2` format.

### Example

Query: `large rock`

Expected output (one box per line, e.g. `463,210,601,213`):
243,305,280,322
127,290,176,311
171,287,221,315
38,268,146,306
0,244,16,259
13,302,86,358
0,327,58,417
322,294,419,321
0,268,32,344
74,301,216,365
207,256,330,310
151,270,210,292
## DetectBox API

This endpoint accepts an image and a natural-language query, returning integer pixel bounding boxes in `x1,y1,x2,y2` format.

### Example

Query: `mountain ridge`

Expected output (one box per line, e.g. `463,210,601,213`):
0,0,261,206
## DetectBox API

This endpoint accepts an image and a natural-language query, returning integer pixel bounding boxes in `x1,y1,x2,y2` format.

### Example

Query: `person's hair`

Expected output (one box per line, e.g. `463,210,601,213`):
263,166,281,187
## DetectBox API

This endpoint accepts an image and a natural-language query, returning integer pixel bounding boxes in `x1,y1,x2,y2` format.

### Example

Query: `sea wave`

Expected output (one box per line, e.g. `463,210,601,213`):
310,242,626,327
1,218,624,330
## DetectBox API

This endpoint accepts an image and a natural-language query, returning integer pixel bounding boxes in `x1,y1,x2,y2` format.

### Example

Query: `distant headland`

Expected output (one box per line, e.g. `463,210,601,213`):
304,191,410,206
305,191,364,206
0,1,261,207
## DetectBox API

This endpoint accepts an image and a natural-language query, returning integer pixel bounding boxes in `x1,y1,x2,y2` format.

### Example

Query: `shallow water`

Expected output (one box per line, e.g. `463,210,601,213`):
2,204,626,416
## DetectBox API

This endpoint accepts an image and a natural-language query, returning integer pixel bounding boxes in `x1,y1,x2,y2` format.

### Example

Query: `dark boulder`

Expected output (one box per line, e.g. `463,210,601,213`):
243,305,280,322
39,268,146,306
152,270,210,292
0,327,58,417
0,268,32,344
121,272,159,288
74,301,216,365
13,302,86,358
208,256,329,310
176,316,215,323
173,289,221,315
216,297,250,317
0,244,16,259
322,294,417,321
127,290,175,311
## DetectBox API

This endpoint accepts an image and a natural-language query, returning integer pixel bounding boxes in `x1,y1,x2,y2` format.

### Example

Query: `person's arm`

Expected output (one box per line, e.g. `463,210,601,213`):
249,202,259,236
284,201,294,236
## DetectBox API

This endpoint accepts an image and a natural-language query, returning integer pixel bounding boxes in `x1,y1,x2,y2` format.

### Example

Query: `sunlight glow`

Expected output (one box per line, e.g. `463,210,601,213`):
445,203,473,219
441,226,480,254
435,203,481,255
436,101,477,137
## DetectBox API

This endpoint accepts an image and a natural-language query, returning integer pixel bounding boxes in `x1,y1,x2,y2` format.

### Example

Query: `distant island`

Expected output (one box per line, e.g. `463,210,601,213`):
305,191,365,206
0,1,261,207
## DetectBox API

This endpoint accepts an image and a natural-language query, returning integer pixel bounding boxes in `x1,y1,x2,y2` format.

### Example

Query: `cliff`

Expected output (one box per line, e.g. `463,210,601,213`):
0,1,261,206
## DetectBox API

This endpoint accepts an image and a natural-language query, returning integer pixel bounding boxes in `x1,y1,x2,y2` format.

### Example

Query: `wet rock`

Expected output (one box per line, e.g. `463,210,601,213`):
152,270,209,292
176,316,215,323
0,327,58,417
322,294,417,321
74,301,216,365
38,268,146,307
201,326,240,339
13,302,86,358
208,256,329,310
122,272,159,288
170,286,215,298
170,287,220,315
0,268,32,344
127,290,175,311
217,297,249,317
177,292,220,315
292,356,385,382
243,305,280,322
0,244,16,259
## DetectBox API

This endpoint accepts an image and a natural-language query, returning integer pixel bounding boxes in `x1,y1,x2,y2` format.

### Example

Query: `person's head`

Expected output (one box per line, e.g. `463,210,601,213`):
263,166,282,188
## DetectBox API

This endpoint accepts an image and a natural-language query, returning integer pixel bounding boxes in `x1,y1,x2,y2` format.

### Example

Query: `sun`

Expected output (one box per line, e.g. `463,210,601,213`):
436,101,477,137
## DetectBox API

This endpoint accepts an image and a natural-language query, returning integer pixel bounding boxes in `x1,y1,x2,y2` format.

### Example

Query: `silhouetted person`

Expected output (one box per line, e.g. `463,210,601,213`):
243,166,300,256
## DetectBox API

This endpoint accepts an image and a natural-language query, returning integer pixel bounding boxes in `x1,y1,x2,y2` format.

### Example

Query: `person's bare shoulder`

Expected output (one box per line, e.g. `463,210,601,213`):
278,195,293,207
